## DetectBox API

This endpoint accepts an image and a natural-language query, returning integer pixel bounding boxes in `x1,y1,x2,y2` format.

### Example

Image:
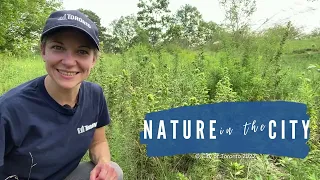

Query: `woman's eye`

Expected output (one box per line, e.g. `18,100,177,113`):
78,50,88,55
52,46,63,51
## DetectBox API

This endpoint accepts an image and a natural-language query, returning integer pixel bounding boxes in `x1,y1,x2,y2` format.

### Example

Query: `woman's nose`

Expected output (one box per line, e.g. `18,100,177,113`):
61,51,77,66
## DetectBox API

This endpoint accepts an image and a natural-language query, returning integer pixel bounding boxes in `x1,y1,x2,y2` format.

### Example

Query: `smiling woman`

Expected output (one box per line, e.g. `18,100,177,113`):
41,28,98,100
0,10,123,180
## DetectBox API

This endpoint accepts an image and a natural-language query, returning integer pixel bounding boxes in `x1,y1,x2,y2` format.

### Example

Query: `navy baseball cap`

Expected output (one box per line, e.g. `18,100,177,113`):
41,10,100,50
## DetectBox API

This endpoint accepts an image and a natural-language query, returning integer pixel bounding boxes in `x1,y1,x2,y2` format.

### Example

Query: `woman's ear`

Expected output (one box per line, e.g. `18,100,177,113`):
91,56,97,67
40,43,46,56
40,43,47,62
91,50,99,67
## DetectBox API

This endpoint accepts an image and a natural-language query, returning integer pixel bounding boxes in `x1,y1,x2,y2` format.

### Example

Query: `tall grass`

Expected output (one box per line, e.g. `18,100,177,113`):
0,36,319,179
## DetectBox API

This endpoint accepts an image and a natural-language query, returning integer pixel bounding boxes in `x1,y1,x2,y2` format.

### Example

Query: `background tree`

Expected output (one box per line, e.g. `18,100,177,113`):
109,15,141,53
0,0,62,54
137,0,171,46
163,23,184,46
219,0,257,33
218,0,257,48
174,4,203,47
309,27,320,37
198,21,224,51
0,0,23,47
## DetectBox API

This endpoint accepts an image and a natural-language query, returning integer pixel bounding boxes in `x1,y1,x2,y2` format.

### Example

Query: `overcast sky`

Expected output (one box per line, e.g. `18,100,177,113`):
62,0,320,33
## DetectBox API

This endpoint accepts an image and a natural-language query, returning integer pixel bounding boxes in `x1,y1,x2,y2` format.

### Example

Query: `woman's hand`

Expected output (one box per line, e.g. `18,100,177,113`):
90,162,118,180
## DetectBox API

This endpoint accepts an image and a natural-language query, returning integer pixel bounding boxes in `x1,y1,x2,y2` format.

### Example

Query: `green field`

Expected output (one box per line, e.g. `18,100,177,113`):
0,37,319,180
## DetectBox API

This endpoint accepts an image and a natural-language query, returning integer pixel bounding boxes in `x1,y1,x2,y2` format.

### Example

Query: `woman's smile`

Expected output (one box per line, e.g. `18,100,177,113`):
57,69,80,76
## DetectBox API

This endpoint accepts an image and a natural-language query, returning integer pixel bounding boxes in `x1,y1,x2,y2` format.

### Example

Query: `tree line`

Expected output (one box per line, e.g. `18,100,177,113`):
0,0,317,55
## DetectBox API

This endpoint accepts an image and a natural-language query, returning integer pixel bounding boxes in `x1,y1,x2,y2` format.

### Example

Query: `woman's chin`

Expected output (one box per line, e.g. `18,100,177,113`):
51,77,81,90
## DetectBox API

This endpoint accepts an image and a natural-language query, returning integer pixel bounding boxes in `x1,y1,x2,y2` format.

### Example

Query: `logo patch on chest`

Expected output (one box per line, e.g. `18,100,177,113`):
77,122,97,134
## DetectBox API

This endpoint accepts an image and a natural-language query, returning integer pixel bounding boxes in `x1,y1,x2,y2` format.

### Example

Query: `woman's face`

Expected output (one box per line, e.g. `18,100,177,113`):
41,28,97,90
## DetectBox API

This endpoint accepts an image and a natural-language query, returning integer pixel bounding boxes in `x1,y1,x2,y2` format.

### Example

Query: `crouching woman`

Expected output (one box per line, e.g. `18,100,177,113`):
0,10,123,180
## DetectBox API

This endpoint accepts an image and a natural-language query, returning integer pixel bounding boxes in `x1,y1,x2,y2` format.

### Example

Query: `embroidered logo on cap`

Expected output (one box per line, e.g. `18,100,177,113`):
58,14,92,29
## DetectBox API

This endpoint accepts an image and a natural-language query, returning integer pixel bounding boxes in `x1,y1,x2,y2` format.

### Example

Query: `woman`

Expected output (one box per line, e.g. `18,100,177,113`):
0,10,123,180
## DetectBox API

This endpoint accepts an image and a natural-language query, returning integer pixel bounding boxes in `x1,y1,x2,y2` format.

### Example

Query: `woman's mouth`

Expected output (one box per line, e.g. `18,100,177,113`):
57,69,80,77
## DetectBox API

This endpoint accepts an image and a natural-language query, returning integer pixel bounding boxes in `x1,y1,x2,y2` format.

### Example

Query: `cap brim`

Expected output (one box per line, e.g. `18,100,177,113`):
41,25,99,50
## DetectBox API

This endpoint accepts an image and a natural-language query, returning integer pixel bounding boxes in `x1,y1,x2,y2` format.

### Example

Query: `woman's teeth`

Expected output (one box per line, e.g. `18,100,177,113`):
58,70,78,76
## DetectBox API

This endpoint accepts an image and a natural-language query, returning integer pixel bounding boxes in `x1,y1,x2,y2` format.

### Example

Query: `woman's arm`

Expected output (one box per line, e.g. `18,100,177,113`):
0,121,4,167
89,126,111,165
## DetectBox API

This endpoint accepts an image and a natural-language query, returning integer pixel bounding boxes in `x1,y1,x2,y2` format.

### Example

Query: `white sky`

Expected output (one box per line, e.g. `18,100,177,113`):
62,0,320,33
